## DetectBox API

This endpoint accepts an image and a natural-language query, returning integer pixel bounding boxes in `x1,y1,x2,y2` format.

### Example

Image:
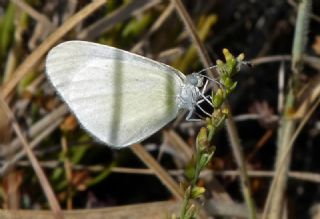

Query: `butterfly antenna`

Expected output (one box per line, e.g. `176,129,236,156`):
196,65,217,75
241,60,252,67
200,75,225,88
195,65,225,88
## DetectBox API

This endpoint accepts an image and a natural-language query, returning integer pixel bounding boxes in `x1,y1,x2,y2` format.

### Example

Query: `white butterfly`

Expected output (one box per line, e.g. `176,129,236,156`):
46,41,212,148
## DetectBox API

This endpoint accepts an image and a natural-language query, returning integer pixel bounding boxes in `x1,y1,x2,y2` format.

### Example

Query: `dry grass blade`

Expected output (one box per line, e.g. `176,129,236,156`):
11,160,320,183
78,0,162,40
0,199,260,218
263,94,320,218
11,0,54,28
0,105,68,158
131,2,175,53
0,96,64,219
1,0,106,99
171,0,215,78
278,61,285,113
164,130,193,165
131,144,208,218
131,144,183,200
204,199,252,218
214,170,320,183
0,117,63,176
0,104,67,177
0,201,180,219
251,55,320,70
295,76,320,118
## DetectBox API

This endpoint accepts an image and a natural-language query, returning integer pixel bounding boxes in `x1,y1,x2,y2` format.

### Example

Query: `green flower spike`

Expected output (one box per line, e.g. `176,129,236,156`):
178,49,245,219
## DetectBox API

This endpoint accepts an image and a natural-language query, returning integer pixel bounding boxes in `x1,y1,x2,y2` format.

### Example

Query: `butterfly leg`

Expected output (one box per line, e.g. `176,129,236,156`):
198,93,213,107
197,95,212,105
201,79,209,95
196,103,212,117
186,109,202,122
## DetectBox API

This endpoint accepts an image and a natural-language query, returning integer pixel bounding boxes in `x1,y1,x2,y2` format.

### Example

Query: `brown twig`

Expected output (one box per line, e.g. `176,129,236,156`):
131,144,183,200
0,96,64,219
0,113,65,176
0,105,68,158
1,0,106,99
8,160,320,183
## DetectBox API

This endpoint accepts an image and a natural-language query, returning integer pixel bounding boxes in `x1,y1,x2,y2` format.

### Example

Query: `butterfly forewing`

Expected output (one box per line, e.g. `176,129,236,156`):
46,41,186,147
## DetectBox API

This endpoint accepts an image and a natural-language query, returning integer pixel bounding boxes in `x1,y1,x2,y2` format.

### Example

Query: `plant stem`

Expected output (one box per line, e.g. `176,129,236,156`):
262,0,312,218
171,1,257,218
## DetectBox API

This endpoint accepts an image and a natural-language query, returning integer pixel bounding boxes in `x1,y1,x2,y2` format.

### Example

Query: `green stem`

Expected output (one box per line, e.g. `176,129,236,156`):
178,51,245,219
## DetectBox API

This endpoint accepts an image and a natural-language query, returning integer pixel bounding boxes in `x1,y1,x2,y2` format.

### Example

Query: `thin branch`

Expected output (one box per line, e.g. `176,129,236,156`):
131,144,184,200
171,0,216,78
10,161,320,183
0,96,64,219
0,105,68,158
0,117,63,176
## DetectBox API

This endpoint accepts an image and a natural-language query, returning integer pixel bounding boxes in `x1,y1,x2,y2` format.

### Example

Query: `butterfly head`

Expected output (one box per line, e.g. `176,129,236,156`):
186,73,204,88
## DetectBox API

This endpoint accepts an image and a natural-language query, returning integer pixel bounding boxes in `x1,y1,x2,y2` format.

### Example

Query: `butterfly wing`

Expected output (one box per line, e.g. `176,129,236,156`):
46,41,186,147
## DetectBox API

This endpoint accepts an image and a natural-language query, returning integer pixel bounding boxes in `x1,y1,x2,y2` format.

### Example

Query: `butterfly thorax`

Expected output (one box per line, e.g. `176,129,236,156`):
177,73,203,111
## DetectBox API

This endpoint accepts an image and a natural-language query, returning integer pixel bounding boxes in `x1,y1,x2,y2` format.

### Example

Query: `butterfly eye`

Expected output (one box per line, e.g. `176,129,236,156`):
187,73,203,87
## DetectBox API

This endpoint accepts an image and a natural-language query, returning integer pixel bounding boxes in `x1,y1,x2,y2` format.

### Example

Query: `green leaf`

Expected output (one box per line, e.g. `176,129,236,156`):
122,13,152,38
86,162,116,186
0,2,15,60
70,143,90,164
